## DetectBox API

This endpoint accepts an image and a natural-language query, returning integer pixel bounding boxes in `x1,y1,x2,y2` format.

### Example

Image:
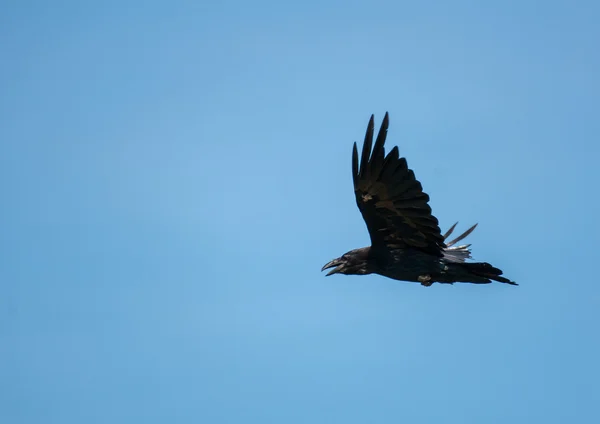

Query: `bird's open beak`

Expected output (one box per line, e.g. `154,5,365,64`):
321,258,344,276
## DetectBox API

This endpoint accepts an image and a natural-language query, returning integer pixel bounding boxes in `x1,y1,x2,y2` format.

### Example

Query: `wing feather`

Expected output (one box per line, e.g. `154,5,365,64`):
353,113,445,256
359,116,374,179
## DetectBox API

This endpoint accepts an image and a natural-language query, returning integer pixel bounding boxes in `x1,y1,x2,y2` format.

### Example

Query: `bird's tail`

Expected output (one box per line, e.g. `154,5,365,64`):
461,261,518,285
441,222,517,285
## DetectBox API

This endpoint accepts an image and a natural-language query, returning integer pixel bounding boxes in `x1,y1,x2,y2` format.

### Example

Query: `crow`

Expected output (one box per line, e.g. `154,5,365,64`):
321,113,516,286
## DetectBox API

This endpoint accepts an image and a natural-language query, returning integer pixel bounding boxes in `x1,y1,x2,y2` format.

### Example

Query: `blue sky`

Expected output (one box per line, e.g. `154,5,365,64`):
1,0,599,422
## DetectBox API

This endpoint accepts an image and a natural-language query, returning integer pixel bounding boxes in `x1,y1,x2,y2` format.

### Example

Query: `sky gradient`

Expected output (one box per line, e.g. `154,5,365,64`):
2,0,599,423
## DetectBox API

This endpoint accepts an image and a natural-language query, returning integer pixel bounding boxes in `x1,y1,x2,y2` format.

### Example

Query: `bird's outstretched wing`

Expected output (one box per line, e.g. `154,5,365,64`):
352,113,445,256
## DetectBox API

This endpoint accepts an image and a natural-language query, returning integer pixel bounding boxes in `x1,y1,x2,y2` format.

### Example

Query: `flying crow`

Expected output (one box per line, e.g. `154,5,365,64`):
322,113,516,286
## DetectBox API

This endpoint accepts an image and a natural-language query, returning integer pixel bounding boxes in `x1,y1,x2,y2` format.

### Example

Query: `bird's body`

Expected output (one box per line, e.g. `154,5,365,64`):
322,113,516,286
375,247,450,282
349,246,445,282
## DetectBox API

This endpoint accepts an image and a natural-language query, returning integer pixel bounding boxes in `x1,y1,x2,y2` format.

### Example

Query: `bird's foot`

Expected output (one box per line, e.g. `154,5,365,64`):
418,275,434,287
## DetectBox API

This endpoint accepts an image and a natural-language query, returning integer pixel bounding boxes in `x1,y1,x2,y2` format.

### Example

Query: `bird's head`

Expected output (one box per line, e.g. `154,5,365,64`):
321,247,371,276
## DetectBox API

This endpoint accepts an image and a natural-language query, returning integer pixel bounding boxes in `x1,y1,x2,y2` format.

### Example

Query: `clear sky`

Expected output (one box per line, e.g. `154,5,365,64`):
2,0,599,423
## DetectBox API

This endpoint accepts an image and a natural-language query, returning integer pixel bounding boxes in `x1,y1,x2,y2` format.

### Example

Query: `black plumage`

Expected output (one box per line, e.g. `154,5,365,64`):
321,113,516,286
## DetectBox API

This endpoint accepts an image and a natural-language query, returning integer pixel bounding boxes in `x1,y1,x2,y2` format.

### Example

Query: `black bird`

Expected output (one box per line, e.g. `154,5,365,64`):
321,113,516,286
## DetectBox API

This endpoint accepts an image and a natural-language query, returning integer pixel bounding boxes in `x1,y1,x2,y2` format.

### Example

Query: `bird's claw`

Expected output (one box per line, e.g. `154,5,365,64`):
418,275,434,287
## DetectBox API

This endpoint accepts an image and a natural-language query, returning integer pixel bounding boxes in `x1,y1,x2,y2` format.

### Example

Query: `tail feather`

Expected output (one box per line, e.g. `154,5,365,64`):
464,262,517,285
441,223,517,285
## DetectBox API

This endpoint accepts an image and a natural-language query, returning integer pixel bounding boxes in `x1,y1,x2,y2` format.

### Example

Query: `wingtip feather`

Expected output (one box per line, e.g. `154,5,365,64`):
443,222,458,240
352,142,359,184
359,115,375,178
447,223,478,247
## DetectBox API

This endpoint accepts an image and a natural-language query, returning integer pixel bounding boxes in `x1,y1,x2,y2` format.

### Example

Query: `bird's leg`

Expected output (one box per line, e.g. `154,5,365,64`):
418,274,434,287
